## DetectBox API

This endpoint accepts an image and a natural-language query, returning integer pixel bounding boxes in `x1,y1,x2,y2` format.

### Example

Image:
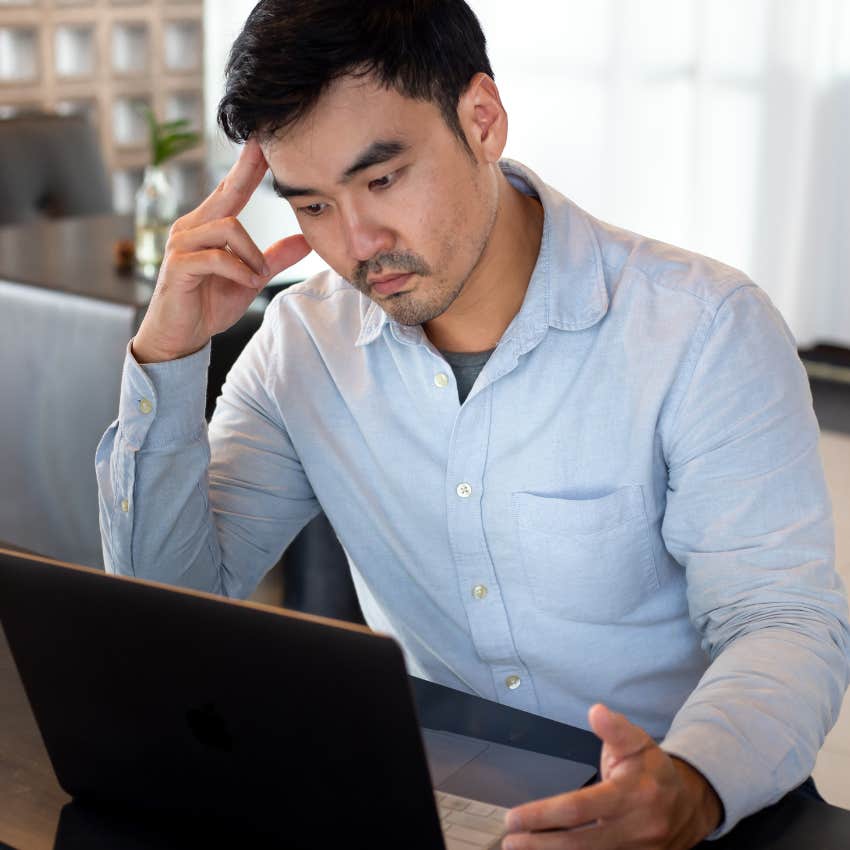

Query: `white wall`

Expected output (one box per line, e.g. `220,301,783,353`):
203,0,328,282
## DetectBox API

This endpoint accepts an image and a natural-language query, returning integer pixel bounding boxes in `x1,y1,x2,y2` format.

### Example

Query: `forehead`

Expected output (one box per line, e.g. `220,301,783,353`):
261,76,445,186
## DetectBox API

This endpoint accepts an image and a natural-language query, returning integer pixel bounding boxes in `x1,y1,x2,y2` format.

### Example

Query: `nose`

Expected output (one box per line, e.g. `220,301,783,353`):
339,206,394,264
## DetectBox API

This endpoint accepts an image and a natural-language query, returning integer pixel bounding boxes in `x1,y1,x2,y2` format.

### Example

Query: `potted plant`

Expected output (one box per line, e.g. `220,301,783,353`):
134,107,201,274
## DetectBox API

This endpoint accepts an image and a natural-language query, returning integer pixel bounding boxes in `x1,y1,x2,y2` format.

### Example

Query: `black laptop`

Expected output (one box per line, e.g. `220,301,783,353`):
0,548,597,848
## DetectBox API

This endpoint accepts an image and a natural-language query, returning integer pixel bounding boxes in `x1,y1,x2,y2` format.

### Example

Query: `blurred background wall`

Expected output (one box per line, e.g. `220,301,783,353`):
0,1,206,219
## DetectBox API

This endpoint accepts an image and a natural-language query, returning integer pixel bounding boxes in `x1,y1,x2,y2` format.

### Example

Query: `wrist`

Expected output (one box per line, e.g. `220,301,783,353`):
131,333,208,365
671,756,724,839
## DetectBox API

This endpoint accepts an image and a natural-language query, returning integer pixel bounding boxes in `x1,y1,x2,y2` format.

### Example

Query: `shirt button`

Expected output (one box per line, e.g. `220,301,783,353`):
120,499,130,513
456,482,472,498
434,372,449,388
505,675,522,691
138,398,153,415
472,584,488,600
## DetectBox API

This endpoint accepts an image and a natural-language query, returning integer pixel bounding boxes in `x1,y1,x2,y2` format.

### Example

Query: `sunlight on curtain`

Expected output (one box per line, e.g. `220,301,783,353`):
472,0,850,346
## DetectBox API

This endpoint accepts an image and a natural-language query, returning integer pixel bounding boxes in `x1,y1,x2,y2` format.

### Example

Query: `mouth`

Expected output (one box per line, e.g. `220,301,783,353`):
369,273,413,297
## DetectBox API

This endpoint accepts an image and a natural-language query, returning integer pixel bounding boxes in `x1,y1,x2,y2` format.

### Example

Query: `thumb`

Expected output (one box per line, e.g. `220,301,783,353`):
588,703,653,775
263,234,312,278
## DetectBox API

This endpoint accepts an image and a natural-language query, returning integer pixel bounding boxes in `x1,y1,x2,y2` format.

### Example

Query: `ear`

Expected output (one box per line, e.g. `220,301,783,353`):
457,73,508,163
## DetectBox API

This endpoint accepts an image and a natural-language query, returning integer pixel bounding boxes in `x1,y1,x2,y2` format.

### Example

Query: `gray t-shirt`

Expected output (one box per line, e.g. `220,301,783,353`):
439,348,495,404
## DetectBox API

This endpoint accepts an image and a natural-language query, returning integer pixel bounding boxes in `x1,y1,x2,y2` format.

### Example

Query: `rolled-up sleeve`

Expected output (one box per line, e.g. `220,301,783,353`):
658,284,850,836
96,340,211,583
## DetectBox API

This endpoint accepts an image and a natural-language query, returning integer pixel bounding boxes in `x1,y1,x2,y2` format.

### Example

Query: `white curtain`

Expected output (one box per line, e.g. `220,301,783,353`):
475,0,850,347
205,0,850,347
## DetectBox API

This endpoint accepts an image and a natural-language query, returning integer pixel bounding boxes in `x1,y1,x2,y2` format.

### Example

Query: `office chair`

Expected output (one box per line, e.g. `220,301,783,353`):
0,112,112,226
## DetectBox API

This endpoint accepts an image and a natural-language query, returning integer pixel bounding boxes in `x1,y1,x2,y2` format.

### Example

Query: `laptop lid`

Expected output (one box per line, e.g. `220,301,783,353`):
0,549,444,849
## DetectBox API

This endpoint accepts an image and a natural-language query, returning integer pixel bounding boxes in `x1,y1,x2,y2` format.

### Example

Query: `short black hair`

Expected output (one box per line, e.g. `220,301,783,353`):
217,0,494,153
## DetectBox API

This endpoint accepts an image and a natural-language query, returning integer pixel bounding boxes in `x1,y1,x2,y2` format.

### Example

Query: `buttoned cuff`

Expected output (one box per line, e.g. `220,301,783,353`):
661,721,777,840
118,339,210,450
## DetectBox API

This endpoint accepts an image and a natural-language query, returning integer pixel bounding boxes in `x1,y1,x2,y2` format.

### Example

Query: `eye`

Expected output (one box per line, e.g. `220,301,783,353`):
368,170,399,191
298,202,328,217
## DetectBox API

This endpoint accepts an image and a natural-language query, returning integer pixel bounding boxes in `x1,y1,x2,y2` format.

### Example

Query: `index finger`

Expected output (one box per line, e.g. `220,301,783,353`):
186,137,268,227
505,781,621,834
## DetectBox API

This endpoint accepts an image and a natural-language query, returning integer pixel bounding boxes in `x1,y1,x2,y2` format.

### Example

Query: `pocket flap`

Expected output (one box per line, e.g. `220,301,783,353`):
513,485,646,537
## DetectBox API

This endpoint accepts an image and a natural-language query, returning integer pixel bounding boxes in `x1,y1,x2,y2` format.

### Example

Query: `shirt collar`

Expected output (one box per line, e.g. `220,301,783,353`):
355,158,609,348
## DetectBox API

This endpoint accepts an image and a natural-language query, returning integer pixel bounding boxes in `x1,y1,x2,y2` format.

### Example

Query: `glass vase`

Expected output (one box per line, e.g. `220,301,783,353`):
134,165,178,276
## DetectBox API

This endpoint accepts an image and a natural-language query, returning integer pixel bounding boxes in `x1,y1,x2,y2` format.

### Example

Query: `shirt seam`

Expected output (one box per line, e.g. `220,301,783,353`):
264,306,286,427
664,282,757,458
608,259,750,309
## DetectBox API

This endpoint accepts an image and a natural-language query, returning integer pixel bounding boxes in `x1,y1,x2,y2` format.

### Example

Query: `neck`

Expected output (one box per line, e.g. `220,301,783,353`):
423,172,544,353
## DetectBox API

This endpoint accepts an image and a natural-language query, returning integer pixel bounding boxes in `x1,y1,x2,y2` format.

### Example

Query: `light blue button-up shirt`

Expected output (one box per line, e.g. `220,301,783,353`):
96,160,850,835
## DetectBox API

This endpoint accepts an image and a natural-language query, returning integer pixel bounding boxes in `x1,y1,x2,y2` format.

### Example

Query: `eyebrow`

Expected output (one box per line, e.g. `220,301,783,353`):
341,139,408,181
271,139,409,199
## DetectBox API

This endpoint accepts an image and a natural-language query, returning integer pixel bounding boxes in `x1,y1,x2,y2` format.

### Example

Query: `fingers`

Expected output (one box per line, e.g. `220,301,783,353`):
503,715,690,850
170,216,268,277
164,221,309,295
588,704,653,770
501,806,645,850
501,821,608,850
182,137,268,227
263,234,312,277
506,782,620,835
175,248,265,291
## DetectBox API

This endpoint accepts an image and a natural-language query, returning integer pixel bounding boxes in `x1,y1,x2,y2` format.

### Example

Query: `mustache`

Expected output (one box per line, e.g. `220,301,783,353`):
350,252,432,288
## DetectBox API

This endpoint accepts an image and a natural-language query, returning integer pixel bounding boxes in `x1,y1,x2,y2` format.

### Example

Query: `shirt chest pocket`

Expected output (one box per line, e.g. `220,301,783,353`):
512,485,659,624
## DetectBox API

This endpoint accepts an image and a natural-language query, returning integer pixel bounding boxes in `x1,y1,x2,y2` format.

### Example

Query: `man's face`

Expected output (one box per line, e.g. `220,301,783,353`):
261,76,499,326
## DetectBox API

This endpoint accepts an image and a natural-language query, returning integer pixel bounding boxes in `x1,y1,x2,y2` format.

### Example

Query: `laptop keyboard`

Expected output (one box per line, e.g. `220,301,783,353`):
436,790,509,849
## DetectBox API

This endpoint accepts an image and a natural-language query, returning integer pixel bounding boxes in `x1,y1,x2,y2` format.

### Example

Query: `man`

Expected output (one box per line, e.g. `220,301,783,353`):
96,2,850,848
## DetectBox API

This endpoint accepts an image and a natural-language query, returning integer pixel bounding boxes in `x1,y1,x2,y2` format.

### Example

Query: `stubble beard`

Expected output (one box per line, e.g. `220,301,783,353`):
348,197,498,327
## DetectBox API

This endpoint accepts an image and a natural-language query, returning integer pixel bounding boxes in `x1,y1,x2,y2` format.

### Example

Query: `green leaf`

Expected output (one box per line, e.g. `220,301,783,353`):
142,107,201,165
158,119,192,134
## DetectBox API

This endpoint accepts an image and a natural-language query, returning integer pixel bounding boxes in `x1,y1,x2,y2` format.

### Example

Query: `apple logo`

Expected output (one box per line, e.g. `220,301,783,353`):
186,702,234,752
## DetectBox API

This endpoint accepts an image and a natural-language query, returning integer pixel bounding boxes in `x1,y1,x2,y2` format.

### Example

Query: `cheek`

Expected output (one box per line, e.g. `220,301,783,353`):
436,194,482,266
299,221,349,274
409,187,458,254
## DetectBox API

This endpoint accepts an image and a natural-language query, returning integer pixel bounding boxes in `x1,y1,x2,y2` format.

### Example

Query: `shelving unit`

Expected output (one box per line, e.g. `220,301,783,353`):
0,0,206,213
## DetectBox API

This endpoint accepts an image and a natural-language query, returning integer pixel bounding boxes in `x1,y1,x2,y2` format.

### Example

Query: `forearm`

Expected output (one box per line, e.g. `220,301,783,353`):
661,622,850,836
97,423,223,589
96,340,225,592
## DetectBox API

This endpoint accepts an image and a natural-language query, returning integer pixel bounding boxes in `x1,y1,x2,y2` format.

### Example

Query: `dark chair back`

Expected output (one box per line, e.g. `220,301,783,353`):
0,112,112,226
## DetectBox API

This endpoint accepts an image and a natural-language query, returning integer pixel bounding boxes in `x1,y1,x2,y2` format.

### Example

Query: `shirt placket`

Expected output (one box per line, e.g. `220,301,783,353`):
443,369,540,713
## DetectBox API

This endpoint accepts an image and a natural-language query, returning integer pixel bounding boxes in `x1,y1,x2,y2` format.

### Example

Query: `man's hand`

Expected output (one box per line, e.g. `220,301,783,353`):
502,704,723,850
132,137,312,364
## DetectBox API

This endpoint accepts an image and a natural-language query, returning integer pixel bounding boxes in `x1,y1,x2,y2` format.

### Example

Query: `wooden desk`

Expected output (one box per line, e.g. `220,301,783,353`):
2,622,850,850
0,215,149,309
0,625,69,850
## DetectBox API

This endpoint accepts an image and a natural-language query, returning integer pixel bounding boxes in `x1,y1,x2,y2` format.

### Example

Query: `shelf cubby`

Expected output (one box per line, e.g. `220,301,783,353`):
54,96,97,127
112,93,150,147
0,100,39,117
1,0,205,214
163,19,201,73
0,26,39,83
166,158,203,210
111,21,149,76
54,23,96,79
164,89,201,129
112,165,144,214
